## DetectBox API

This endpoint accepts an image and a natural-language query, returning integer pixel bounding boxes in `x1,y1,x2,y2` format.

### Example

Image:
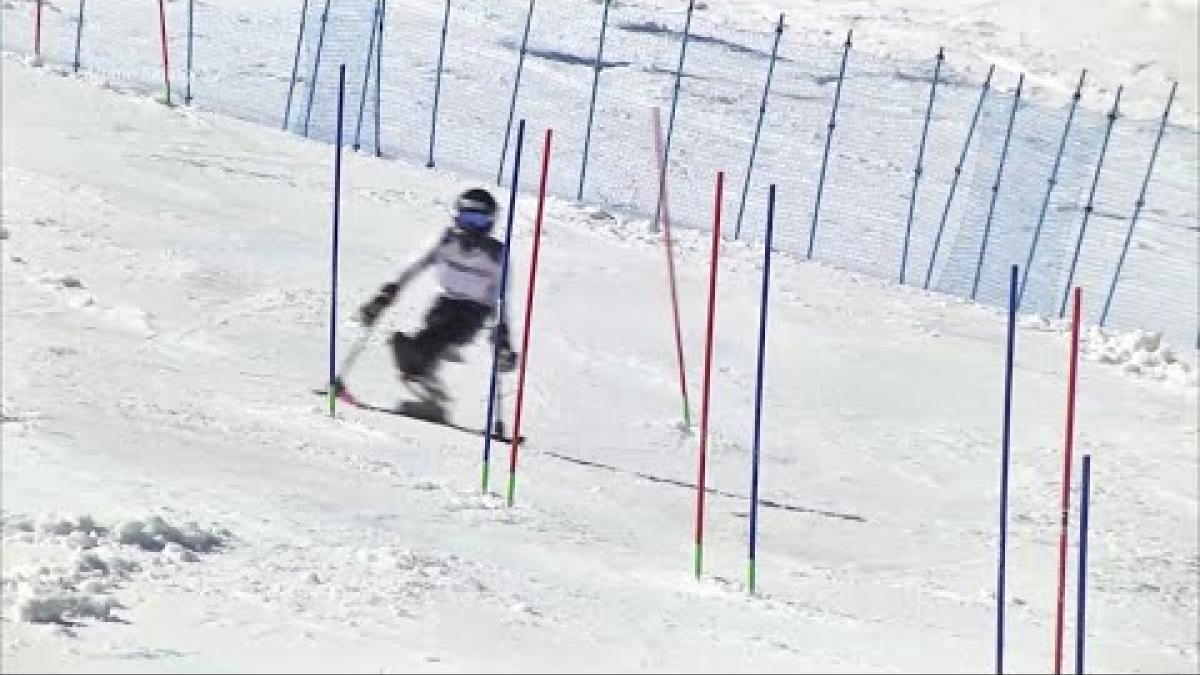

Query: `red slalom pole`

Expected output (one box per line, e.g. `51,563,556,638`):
694,170,723,579
652,107,692,428
34,0,43,61
506,128,552,507
158,0,172,104
1053,286,1082,673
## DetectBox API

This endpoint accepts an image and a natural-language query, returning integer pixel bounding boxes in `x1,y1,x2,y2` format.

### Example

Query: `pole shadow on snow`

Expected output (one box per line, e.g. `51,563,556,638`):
542,451,866,523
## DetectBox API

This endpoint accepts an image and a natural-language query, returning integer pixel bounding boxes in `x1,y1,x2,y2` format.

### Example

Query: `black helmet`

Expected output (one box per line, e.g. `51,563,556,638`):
454,188,498,233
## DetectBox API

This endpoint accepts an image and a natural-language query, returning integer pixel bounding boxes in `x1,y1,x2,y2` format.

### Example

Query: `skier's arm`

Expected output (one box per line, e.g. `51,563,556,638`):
358,245,437,326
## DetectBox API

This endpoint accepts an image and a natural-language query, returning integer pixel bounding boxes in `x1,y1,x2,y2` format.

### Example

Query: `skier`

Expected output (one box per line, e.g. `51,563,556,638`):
357,188,518,419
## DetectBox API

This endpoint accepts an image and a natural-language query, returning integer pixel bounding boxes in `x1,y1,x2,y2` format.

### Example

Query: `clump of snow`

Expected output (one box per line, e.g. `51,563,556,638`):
116,515,228,553
2,514,36,534
40,514,104,537
17,589,122,624
72,549,141,578
1083,327,1197,386
2,512,231,626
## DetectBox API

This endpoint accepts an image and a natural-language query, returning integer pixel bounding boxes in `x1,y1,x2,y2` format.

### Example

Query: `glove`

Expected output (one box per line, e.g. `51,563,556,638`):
359,283,399,327
498,346,519,373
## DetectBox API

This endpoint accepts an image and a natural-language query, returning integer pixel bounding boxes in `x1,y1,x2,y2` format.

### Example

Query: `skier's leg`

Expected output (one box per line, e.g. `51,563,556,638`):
393,298,487,410
410,297,488,372
388,332,424,376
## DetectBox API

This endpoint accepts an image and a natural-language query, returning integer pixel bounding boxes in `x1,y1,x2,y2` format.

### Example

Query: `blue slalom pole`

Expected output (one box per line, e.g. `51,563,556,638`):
971,73,1024,301
1075,454,1092,675
185,0,194,104
748,183,776,595
483,119,526,493
734,14,784,240
497,0,535,186
302,0,332,138
925,64,994,290
73,0,86,72
374,0,385,156
1100,82,1176,327
327,64,346,417
426,0,450,168
900,47,943,284
807,30,851,259
652,0,695,234
997,263,1018,674
1019,70,1085,306
282,0,310,130
576,0,611,201
354,0,382,152
1060,87,1122,318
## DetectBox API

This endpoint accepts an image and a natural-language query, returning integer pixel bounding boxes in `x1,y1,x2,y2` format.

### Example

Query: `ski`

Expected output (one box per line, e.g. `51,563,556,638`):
313,387,523,445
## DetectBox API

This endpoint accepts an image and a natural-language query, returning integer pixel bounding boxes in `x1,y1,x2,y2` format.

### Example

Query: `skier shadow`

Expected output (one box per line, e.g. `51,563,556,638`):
542,452,866,523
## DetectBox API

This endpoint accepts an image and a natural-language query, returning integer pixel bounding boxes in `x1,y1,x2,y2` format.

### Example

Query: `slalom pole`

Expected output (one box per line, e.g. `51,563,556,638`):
507,128,553,507
748,183,776,594
996,263,1018,673
695,171,723,579
483,118,526,493
1075,454,1092,675
158,0,172,105
327,65,346,417
652,106,691,428
1053,287,1082,673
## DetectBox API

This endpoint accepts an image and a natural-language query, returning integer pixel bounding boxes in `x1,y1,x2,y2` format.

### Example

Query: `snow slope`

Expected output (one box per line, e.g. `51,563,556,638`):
2,57,1198,672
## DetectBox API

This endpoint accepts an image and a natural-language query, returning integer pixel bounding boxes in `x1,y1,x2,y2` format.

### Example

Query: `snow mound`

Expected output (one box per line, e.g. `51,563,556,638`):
1,512,231,625
115,516,227,554
3,545,138,625
17,589,123,624
1083,328,1198,386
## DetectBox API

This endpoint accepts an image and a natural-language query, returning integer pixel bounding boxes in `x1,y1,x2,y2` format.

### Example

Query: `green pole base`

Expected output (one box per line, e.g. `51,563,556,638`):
748,559,757,595
694,542,703,580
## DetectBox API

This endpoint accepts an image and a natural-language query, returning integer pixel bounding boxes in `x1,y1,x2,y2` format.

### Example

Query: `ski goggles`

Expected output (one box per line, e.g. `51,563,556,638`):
455,210,495,230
